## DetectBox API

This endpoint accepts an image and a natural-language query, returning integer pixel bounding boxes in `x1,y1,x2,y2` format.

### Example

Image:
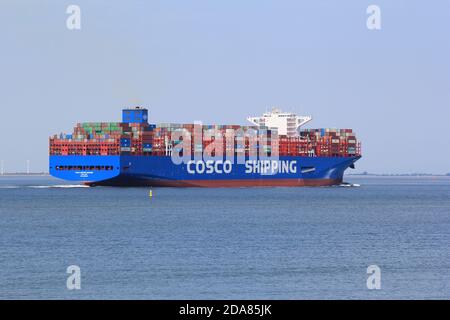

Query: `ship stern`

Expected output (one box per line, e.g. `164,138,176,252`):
49,155,121,185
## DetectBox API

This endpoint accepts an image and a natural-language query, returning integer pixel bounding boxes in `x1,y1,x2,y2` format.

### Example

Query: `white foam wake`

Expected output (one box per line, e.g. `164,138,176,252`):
29,185,90,188
339,183,361,187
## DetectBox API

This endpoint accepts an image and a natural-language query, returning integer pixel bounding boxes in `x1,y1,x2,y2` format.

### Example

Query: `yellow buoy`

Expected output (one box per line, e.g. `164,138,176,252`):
149,189,153,198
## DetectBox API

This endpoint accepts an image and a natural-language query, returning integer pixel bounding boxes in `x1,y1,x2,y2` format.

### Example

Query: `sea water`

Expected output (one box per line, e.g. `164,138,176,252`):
0,175,449,299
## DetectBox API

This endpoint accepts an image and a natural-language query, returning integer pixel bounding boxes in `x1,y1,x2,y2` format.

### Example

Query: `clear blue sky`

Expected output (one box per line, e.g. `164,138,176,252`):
1,0,449,173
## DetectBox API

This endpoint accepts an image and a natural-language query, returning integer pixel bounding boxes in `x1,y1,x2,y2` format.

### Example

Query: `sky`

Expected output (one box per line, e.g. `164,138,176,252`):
0,0,449,174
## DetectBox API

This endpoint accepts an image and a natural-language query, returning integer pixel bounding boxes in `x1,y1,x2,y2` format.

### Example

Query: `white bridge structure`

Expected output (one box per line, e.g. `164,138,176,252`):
247,108,312,137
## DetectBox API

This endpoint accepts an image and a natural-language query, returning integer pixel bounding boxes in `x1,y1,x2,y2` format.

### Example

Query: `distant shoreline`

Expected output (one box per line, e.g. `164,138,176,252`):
347,173,450,177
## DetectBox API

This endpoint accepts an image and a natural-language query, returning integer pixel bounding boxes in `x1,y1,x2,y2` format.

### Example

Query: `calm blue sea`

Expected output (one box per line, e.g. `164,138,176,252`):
0,175,449,299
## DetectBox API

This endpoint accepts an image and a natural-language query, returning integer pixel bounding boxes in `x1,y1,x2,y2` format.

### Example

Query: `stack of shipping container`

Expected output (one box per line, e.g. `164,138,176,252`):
50,123,360,158
299,128,360,157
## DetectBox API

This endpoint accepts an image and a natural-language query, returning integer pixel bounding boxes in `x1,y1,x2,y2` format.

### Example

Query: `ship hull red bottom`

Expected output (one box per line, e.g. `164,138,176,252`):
88,178,342,188
171,178,342,187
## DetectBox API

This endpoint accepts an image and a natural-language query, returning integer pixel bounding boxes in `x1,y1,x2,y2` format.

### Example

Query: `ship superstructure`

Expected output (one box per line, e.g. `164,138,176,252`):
247,108,312,137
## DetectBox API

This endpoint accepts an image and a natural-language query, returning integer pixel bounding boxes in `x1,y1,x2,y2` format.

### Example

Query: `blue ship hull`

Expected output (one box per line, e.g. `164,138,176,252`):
49,155,360,187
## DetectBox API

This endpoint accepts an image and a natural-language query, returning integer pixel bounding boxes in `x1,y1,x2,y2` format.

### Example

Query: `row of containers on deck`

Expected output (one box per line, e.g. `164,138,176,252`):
49,122,360,157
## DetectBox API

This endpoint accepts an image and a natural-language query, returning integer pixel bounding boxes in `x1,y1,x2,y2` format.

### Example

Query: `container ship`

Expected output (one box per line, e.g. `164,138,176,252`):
49,107,361,187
